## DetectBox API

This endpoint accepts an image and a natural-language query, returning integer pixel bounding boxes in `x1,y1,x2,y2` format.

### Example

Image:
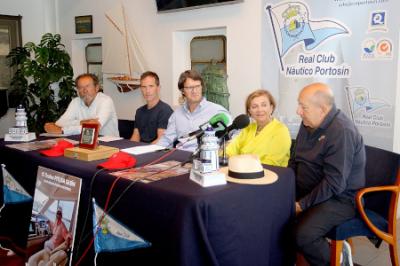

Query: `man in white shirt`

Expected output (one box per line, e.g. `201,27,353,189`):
44,73,119,136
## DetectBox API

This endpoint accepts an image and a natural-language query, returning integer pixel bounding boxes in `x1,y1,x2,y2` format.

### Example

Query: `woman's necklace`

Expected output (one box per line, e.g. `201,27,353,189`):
255,124,266,136
255,118,272,136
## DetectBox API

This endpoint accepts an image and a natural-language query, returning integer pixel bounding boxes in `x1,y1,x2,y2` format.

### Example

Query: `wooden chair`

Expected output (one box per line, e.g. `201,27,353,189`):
327,145,400,266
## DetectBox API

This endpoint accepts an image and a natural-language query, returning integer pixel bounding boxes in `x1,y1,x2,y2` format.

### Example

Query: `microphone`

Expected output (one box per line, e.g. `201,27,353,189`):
209,113,230,128
185,113,230,138
216,114,250,138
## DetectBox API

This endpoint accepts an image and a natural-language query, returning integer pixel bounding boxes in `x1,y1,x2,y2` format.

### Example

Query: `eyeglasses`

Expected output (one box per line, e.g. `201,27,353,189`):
183,84,201,91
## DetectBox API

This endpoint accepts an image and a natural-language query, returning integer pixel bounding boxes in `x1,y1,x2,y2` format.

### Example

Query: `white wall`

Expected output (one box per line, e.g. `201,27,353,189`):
0,0,53,43
0,0,57,136
56,0,263,120
2,0,399,151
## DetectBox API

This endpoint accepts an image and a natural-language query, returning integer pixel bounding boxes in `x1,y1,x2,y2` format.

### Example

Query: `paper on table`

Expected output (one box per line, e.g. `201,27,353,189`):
98,136,123,142
122,144,166,155
40,133,72,137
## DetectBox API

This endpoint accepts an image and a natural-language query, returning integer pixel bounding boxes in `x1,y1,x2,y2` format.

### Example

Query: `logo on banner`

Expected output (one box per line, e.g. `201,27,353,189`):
346,86,391,128
92,198,151,253
362,39,375,53
368,11,387,32
361,38,392,60
1,164,32,205
265,1,350,71
376,39,392,58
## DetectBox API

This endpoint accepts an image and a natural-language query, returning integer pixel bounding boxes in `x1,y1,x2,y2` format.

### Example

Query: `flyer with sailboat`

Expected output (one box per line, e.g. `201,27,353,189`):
26,166,82,266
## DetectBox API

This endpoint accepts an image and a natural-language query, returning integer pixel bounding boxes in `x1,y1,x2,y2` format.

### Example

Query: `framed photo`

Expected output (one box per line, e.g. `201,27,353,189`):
75,15,93,34
79,123,99,149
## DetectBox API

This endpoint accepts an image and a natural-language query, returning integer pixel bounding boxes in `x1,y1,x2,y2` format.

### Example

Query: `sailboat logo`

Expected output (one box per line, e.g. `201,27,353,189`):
92,199,151,253
265,1,350,71
1,164,32,213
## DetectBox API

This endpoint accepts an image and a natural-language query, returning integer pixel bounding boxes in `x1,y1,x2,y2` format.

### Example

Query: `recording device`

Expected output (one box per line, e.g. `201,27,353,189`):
216,114,250,138
182,113,230,141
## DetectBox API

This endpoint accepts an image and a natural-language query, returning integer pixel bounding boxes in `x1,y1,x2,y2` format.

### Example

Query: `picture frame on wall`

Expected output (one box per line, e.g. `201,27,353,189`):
75,15,93,34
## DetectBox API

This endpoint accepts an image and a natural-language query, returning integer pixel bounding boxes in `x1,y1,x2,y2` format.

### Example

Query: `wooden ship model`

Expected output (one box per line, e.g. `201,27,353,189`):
103,4,148,92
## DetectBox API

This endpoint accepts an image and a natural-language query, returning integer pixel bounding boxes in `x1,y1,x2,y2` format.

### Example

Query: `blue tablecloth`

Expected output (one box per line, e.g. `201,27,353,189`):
0,138,296,265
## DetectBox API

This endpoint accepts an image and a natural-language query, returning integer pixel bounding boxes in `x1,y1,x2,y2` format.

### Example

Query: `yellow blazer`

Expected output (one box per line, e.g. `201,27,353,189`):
226,118,291,167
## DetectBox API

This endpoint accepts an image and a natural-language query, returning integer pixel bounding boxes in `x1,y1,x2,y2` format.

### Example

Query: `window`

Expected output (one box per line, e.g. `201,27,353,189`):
190,35,230,110
190,35,226,73
0,15,22,112
86,43,102,86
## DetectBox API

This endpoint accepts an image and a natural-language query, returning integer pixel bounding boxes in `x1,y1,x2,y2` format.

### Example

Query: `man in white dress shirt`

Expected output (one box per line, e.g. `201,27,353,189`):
44,73,119,137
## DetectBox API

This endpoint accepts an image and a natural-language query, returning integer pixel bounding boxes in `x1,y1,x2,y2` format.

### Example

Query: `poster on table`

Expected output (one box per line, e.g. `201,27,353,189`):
25,166,82,266
262,0,398,151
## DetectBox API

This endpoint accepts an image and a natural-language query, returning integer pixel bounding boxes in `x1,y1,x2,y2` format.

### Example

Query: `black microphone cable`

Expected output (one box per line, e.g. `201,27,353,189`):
74,159,182,265
74,167,105,262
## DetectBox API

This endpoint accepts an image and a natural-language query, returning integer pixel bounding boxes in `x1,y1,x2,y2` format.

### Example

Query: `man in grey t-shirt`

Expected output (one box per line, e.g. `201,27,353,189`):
130,71,173,143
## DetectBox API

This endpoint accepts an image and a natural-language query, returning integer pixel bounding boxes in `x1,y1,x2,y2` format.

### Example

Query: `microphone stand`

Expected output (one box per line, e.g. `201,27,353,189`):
219,133,229,166
181,147,200,166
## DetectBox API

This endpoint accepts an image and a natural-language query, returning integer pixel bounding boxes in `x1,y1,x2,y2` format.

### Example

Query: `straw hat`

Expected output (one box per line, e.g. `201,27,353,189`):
220,154,278,185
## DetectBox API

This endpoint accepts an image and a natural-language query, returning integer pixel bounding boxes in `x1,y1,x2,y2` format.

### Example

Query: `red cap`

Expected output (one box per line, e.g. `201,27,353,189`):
40,140,74,157
97,152,136,170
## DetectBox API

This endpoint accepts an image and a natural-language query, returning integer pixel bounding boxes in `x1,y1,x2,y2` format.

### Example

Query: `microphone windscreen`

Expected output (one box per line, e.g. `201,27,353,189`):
209,113,230,128
232,114,250,130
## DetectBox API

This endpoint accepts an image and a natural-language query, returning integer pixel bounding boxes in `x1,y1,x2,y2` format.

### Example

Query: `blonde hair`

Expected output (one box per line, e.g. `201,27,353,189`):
245,89,276,116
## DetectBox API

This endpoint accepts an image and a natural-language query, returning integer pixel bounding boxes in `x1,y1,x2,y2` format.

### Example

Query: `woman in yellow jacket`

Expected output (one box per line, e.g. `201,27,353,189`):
226,89,291,167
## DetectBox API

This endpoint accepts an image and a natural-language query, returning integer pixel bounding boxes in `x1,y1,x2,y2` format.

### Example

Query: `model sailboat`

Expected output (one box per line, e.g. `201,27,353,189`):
103,4,148,92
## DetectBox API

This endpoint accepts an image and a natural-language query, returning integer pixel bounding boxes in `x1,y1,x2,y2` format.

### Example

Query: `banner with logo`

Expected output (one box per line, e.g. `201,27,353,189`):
262,0,398,151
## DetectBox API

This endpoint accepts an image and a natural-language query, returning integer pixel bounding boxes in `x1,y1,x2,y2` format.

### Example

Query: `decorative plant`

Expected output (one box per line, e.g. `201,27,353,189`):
7,33,76,134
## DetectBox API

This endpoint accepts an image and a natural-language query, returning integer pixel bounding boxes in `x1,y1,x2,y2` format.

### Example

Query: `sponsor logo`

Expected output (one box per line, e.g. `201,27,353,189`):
376,39,392,58
368,11,387,32
361,38,392,60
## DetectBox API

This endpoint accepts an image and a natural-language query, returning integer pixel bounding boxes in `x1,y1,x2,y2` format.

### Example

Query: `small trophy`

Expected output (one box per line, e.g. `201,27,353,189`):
4,105,36,142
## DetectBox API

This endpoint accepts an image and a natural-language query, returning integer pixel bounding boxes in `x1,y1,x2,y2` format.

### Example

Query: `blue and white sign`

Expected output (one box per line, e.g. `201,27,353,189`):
262,0,399,151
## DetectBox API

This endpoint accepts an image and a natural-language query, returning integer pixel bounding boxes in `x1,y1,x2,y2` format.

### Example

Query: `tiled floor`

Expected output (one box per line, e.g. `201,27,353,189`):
351,221,399,266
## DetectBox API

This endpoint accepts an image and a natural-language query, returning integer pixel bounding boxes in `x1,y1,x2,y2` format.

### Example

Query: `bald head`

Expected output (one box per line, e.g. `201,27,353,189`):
300,83,335,109
296,83,335,129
